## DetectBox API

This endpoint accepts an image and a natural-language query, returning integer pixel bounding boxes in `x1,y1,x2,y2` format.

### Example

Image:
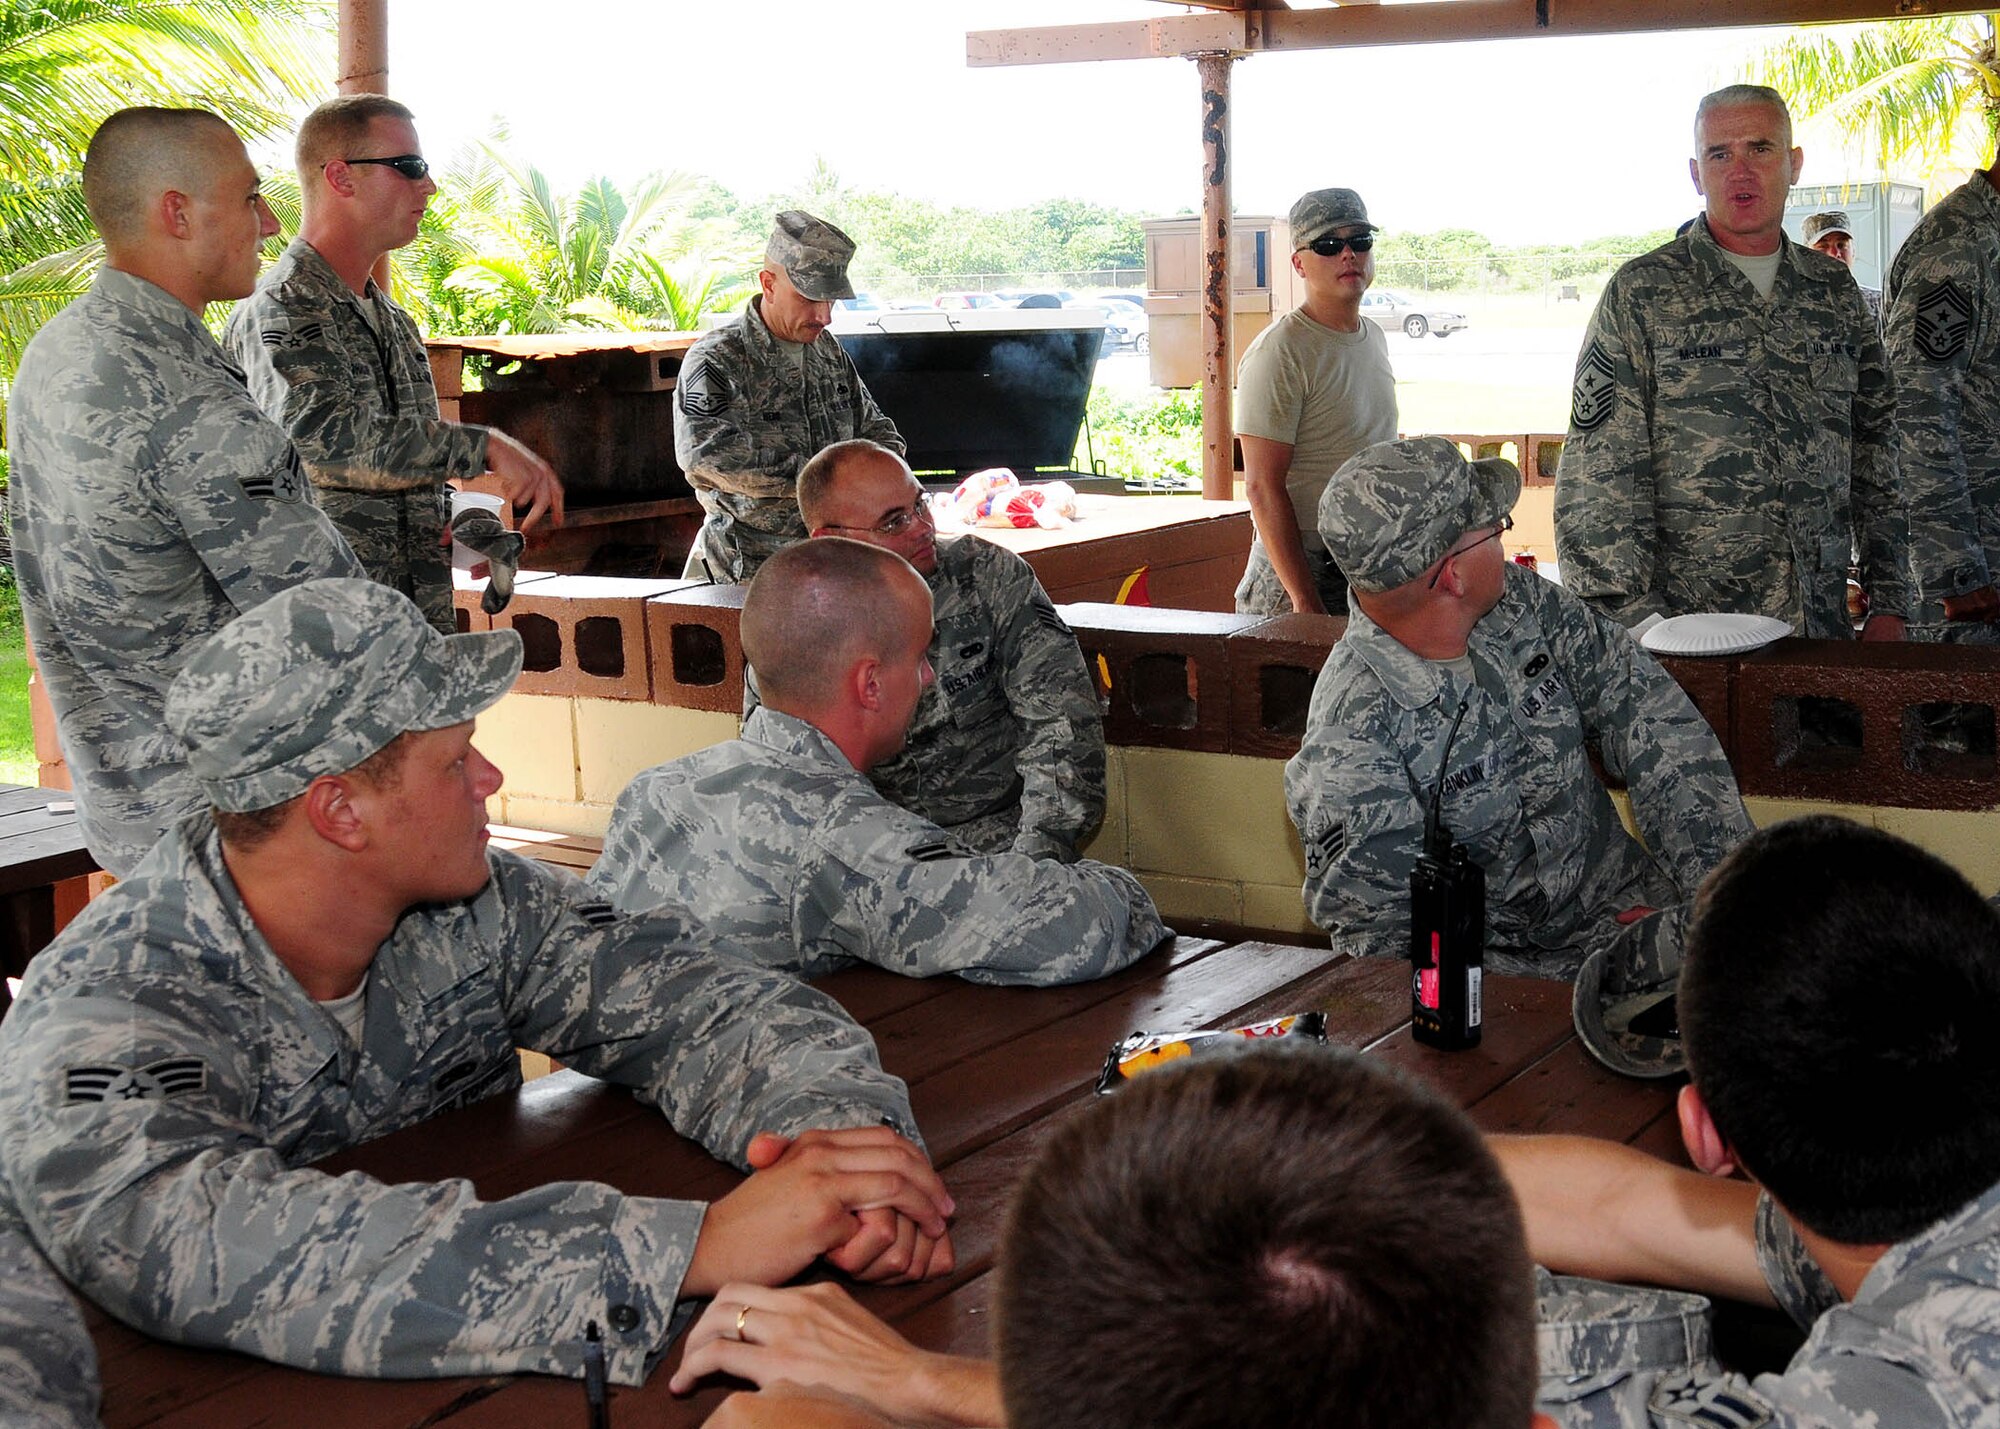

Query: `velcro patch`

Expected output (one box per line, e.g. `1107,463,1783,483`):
239,447,306,503
66,1057,206,1104
1303,820,1347,878
958,641,985,659
259,320,324,349
1913,279,1975,361
1648,1374,1773,1428
1032,602,1072,636
1571,339,1616,431
908,839,957,863
573,901,620,927
677,359,730,419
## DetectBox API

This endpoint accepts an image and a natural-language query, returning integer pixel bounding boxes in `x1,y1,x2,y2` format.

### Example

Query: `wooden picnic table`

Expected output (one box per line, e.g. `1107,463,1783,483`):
0,782,98,1015
81,934,1684,1426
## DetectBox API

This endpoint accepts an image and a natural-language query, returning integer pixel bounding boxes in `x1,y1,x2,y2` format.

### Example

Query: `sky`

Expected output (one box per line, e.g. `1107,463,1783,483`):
387,2,1836,246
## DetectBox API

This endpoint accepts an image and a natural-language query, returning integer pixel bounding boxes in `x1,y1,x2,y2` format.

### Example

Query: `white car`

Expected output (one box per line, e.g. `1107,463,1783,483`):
1360,289,1470,339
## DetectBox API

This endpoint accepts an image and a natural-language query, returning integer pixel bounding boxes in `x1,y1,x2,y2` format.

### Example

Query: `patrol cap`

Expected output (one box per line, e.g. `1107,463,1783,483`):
767,209,857,301
1289,188,1377,249
1802,210,1855,247
1318,436,1522,594
165,578,523,813
1571,912,1687,1080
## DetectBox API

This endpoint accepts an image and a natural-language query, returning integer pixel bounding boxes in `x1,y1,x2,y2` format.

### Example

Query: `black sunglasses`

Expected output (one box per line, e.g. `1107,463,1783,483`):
344,154,430,181
1308,233,1376,257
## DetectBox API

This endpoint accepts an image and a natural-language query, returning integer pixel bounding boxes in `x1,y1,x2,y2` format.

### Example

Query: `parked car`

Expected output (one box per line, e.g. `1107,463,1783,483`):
934,291,1004,310
995,288,1077,309
835,292,882,312
1360,289,1469,339
1066,297,1140,353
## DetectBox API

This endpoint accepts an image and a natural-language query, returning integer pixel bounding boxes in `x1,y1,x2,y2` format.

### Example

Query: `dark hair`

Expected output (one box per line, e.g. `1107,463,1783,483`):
1682,815,2000,1245
995,1045,1536,1429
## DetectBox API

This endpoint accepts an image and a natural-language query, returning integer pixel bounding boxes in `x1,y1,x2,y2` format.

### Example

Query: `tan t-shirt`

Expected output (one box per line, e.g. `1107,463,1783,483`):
1234,307,1399,542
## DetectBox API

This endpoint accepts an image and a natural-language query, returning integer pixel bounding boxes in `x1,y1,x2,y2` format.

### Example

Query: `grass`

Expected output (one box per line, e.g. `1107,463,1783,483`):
0,574,33,786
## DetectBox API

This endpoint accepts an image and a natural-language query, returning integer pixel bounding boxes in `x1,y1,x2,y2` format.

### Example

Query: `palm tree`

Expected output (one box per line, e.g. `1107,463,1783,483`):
0,0,332,387
395,136,755,336
1747,15,2000,196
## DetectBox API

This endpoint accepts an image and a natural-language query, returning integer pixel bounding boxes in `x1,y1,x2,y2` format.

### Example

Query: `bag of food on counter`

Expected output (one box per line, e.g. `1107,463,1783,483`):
946,469,1077,530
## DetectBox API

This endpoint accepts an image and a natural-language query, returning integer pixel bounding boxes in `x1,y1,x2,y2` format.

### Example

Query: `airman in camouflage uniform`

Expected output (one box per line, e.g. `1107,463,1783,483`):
1528,820,2000,1426
674,211,903,582
226,95,563,633
7,107,364,876
591,705,1164,986
1802,210,1883,328
1555,88,1908,640
1286,438,1750,989
0,1225,100,1429
1883,167,2000,639
594,539,1163,984
0,578,947,1387
746,439,1104,860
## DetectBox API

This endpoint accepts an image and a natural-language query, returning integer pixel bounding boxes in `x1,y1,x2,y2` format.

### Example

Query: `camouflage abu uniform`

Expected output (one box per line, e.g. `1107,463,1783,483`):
0,579,920,1388
5,267,363,875
1537,1180,2000,1426
1555,217,1908,637
747,534,1106,860
0,1225,100,1429
1287,439,1751,982
226,237,489,632
674,214,903,582
1883,173,2000,637
588,706,1167,985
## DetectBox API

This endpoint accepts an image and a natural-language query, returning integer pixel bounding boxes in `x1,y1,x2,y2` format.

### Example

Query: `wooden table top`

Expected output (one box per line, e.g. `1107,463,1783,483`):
83,936,1683,1427
0,783,95,897
952,493,1250,557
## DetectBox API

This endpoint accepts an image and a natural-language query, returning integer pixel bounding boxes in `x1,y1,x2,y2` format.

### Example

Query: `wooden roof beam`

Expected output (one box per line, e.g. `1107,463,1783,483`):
970,0,1994,66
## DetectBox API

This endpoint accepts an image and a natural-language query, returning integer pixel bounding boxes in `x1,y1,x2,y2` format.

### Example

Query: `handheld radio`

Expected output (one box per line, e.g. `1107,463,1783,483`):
1410,697,1485,1050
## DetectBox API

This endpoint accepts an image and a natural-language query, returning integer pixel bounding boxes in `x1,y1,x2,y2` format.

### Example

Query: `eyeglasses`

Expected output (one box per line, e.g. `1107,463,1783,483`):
343,154,430,181
1428,514,1514,589
1308,233,1376,257
823,499,934,538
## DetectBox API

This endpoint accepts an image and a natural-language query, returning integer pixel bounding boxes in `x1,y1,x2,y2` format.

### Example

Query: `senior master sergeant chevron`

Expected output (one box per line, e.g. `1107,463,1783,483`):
8,107,366,878
1285,438,1751,1059
0,578,953,1387
673,210,904,581
591,537,1166,985
744,439,1105,861
1554,85,1908,641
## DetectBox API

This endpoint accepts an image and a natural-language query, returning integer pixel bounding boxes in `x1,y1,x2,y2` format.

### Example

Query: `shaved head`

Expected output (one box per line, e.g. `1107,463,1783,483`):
83,107,240,247
743,538,930,710
798,439,906,530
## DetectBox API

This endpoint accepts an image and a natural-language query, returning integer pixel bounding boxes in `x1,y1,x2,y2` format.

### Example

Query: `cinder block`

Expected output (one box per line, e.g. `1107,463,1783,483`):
1735,639,2000,809
1133,872,1242,927
1227,613,1343,758
477,693,578,804
575,699,739,805
495,575,695,701
1240,881,1318,938
1653,652,1736,755
1124,747,1300,885
1079,744,1128,868
646,584,749,712
1065,603,1259,753
452,567,556,635
498,795,613,841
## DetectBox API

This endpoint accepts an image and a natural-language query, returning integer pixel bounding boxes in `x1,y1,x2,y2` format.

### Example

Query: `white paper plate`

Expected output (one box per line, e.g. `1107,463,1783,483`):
1639,612,1792,656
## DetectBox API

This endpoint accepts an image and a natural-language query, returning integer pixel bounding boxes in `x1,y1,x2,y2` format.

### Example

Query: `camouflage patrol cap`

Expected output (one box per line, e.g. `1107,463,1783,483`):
1317,436,1522,594
164,578,523,813
1572,910,1687,1080
1289,188,1377,250
1802,210,1855,247
767,210,857,301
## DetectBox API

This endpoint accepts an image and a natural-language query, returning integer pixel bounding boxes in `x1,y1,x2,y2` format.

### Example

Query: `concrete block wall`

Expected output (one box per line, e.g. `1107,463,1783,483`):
459,570,2000,932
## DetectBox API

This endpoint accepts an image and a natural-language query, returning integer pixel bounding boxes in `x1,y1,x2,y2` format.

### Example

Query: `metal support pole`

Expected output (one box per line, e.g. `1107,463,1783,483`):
1194,51,1239,501
337,0,390,94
